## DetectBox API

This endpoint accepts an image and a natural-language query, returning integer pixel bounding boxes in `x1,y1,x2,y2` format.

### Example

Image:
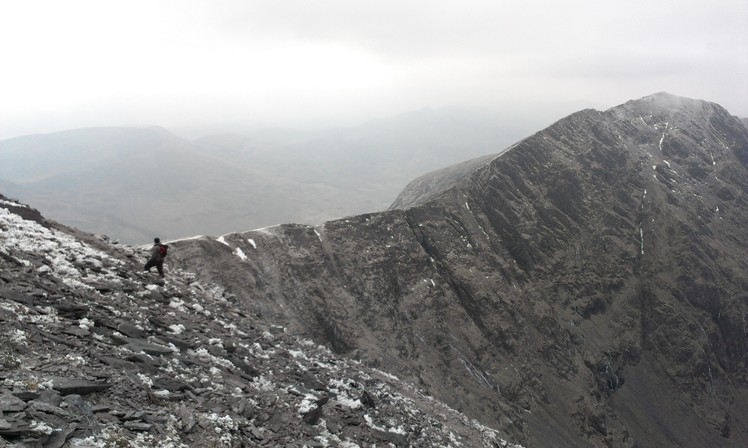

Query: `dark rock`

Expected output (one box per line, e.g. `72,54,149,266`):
91,404,111,413
371,428,408,446
302,406,323,425
301,373,327,391
42,423,78,448
37,329,83,348
326,418,340,434
37,389,63,407
51,378,111,396
0,418,33,438
177,406,196,433
124,421,152,431
315,394,331,407
26,400,74,418
267,411,293,433
124,339,174,356
228,355,259,378
11,390,40,401
122,410,146,422
52,301,88,319
0,287,34,306
0,251,25,267
63,394,98,433
116,322,146,339
360,390,376,409
63,326,89,337
0,393,27,412
91,283,114,293
126,353,164,366
160,334,194,351
152,378,191,392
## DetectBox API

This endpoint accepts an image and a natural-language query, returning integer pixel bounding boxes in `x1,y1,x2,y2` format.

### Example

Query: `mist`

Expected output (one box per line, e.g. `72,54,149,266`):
1,0,746,140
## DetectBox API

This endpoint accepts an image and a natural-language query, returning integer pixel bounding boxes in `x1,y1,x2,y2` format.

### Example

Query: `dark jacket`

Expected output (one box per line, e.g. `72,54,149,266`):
149,244,164,261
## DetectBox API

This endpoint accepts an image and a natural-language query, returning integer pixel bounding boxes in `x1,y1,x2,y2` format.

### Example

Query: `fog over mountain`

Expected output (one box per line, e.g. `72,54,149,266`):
0,107,531,244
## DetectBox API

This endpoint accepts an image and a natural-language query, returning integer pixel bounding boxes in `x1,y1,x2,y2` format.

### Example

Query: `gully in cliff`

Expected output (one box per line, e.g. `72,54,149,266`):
143,237,169,277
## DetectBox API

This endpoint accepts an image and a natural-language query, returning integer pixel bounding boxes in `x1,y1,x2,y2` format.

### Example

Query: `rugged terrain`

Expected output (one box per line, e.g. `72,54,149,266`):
0,195,521,447
167,93,748,447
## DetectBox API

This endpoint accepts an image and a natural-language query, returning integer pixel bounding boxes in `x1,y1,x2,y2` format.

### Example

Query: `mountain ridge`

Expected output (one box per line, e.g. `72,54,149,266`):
168,92,748,447
0,193,522,447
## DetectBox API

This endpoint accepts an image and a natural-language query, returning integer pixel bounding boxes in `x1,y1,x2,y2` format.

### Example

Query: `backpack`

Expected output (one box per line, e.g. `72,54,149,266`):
159,244,168,258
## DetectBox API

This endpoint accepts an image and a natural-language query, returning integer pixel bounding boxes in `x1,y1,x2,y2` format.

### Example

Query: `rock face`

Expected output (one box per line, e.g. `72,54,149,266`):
169,93,748,447
0,195,521,447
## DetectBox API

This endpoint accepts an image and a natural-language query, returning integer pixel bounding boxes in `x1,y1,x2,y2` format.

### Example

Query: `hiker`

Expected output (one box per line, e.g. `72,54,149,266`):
144,237,168,277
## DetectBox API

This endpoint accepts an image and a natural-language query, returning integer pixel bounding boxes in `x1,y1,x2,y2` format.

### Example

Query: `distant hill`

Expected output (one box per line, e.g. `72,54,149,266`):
0,127,345,243
0,108,528,243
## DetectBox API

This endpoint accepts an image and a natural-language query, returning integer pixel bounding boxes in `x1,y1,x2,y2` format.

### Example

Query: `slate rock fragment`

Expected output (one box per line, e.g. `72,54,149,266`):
0,393,27,412
51,377,111,396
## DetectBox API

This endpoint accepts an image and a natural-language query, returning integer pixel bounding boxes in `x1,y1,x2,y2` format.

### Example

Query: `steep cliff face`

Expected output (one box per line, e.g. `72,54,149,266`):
170,93,748,447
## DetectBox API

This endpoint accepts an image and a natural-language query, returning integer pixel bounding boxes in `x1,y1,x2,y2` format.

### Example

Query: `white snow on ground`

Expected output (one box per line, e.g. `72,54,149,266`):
216,236,230,246
254,225,280,236
639,226,645,255
234,247,248,261
247,238,257,249
0,199,29,208
1,198,526,448
79,318,95,331
0,207,124,288
165,234,205,243
658,122,669,151
168,324,186,335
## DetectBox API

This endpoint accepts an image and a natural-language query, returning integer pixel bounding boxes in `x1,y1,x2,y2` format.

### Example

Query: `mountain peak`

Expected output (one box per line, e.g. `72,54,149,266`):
392,93,744,210
615,91,721,117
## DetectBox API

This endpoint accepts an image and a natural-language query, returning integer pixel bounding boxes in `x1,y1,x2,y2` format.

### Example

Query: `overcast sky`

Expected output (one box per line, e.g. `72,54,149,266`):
1,0,746,139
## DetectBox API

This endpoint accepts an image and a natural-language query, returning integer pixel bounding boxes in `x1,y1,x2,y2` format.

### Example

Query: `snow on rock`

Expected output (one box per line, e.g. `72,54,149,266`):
0,196,522,447
234,247,248,261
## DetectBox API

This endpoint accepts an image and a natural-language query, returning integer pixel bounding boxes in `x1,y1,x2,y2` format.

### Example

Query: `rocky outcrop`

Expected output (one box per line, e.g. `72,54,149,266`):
0,195,521,447
169,93,748,447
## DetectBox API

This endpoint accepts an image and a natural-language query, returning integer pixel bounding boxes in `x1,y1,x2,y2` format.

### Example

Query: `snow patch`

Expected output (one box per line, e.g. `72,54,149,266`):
168,324,186,335
658,122,669,151
78,318,95,331
234,247,248,261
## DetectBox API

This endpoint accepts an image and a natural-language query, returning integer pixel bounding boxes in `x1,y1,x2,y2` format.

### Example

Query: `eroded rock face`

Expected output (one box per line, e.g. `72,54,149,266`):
170,93,748,447
0,195,521,447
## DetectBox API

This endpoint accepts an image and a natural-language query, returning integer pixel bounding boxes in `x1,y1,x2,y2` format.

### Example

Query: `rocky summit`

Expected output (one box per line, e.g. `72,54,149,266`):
166,93,748,447
0,196,521,447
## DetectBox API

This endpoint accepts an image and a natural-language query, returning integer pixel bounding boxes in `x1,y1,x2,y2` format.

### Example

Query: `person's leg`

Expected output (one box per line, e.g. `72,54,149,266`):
157,260,164,277
144,259,156,271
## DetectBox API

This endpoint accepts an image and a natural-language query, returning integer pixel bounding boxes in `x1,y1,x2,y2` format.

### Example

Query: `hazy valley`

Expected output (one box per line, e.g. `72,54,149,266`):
0,107,529,245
